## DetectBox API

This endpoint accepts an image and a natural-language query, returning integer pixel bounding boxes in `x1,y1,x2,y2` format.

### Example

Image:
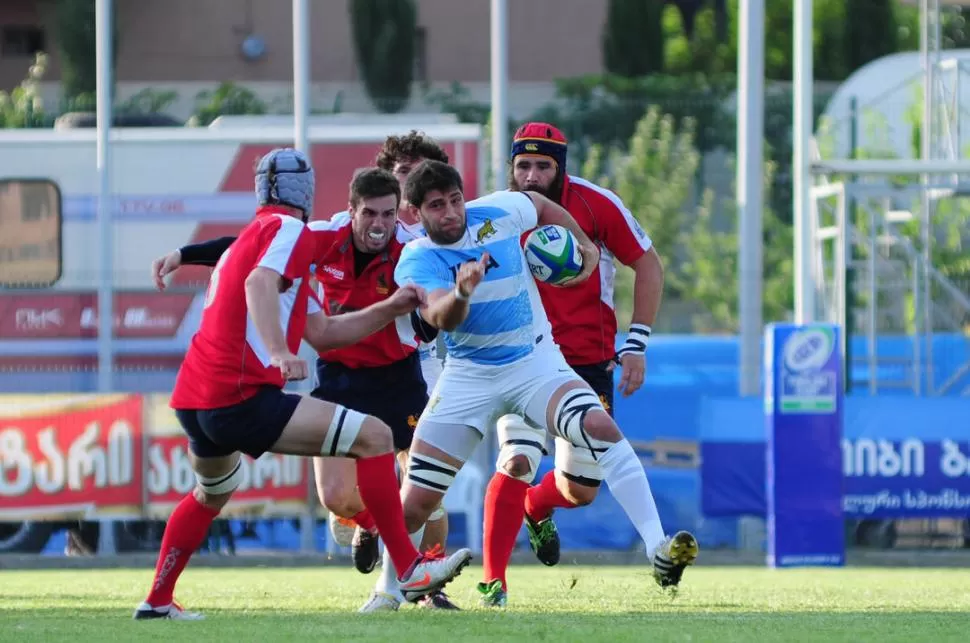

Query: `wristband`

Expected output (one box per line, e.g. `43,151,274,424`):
615,323,651,360
454,286,470,301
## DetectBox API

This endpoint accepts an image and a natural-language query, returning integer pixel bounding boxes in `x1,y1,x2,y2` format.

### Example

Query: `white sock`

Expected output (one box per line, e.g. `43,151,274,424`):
598,439,666,558
374,524,425,602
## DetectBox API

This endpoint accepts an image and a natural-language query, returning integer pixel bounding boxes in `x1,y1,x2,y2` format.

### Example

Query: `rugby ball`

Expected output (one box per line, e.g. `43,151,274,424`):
524,224,584,285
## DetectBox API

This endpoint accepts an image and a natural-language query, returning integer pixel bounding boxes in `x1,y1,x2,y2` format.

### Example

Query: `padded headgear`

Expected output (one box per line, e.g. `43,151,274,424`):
510,122,568,172
255,148,315,216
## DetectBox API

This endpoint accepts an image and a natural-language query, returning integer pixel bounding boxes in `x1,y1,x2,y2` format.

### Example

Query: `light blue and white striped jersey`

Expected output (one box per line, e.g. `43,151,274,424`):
394,191,549,366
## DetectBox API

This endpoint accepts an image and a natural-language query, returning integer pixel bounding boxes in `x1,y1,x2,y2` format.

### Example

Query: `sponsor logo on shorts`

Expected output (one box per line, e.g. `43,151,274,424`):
407,414,419,429
427,395,441,413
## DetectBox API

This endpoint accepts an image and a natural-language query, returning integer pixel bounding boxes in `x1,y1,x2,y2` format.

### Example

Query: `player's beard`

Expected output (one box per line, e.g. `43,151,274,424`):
424,217,464,245
508,173,565,204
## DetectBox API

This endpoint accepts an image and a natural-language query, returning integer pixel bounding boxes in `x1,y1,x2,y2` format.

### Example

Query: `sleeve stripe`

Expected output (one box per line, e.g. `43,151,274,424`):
257,214,305,276
309,212,353,232
567,175,653,253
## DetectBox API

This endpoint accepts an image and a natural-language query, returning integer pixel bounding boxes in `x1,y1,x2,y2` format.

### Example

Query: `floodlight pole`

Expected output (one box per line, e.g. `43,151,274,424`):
490,0,509,192
292,0,318,554
793,0,815,324
737,0,765,397
96,0,114,394
293,0,310,155
95,0,117,556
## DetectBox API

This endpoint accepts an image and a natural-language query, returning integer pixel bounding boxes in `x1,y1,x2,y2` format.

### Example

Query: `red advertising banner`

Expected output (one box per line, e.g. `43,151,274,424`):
0,292,197,340
0,394,311,520
144,436,309,518
0,395,144,519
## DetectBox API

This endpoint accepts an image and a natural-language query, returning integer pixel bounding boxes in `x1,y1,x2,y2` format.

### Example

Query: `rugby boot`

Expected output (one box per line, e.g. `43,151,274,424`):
358,591,401,613
133,600,204,621
652,531,699,590
476,579,508,608
525,511,561,566
329,515,356,547
399,545,473,602
417,591,461,610
352,525,380,574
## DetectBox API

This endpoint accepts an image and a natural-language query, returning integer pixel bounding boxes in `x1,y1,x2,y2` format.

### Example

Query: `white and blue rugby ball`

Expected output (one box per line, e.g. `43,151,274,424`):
524,224,584,285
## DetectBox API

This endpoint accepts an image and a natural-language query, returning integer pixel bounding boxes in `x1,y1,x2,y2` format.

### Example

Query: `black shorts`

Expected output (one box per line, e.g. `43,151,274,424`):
571,360,615,417
175,386,301,459
311,352,427,452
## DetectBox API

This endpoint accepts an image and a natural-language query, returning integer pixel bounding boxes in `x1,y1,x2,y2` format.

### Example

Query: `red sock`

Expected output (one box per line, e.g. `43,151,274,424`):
145,493,219,607
356,453,419,577
525,471,577,522
353,509,376,532
483,473,529,591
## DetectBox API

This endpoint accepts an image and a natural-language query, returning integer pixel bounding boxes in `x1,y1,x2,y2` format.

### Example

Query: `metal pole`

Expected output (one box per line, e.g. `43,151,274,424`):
793,0,815,323
737,0,764,397
490,0,508,192
96,0,113,394
293,0,316,554
845,96,858,393
293,0,310,155
95,0,117,556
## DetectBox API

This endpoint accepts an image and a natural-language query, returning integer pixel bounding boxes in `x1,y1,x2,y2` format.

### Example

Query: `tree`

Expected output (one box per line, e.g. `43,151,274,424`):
844,0,898,74
55,0,119,109
602,0,665,77
349,0,417,113
581,107,793,332
581,107,702,325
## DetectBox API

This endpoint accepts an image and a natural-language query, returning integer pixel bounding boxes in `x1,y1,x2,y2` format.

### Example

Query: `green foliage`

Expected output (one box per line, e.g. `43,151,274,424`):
349,0,417,114
422,82,490,124
602,0,665,77
54,0,119,106
583,107,793,332
0,53,49,128
117,88,178,115
188,82,267,127
844,0,898,74
663,0,849,81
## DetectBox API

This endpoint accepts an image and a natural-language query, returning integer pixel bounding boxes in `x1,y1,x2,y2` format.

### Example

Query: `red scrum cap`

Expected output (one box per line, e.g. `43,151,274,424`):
510,122,567,171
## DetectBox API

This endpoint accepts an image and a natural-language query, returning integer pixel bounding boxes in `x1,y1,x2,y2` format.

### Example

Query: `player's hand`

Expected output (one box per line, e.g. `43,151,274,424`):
151,250,182,291
387,283,428,314
456,252,489,298
617,352,646,397
556,243,600,287
270,351,309,381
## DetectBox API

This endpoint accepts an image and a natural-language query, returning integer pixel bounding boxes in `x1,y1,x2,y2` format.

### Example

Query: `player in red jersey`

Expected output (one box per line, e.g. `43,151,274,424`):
159,165,460,610
498,123,698,591
134,149,471,621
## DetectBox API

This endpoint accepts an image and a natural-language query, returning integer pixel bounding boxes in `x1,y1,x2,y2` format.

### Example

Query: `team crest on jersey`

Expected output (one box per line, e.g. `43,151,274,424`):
476,218,497,244
407,414,419,429
376,272,390,295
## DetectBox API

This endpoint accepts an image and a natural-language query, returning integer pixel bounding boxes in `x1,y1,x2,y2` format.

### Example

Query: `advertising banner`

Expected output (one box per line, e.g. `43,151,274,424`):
764,323,845,567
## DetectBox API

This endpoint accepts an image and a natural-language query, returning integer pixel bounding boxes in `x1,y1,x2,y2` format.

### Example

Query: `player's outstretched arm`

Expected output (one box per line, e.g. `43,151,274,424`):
150,237,237,290
303,284,428,352
524,191,600,284
418,253,489,332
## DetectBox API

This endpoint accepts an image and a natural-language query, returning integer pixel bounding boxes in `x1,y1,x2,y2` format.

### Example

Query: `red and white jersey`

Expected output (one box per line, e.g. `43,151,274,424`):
307,212,423,369
528,175,653,366
171,206,319,410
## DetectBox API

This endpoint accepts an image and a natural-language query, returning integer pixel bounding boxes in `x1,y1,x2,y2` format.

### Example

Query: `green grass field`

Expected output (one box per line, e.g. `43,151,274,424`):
2,565,968,642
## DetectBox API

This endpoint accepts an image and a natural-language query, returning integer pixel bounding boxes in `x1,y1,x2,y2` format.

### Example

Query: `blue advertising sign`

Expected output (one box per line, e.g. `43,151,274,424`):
764,324,845,567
